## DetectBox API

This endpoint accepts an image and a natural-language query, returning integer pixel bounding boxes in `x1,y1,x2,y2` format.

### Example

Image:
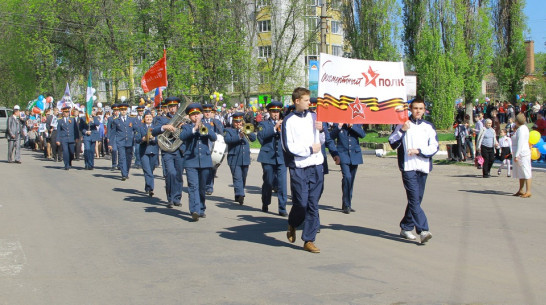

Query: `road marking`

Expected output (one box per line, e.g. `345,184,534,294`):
0,240,26,276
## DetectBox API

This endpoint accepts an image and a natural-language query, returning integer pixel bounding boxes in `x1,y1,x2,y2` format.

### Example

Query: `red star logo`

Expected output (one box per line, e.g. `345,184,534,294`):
350,97,366,119
361,66,380,87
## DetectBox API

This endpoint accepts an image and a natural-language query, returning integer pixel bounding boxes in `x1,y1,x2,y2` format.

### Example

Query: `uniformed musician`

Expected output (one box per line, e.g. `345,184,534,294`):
151,97,185,208
330,122,365,214
180,103,216,221
136,111,159,197
108,103,138,181
56,105,80,170
224,112,256,205
257,101,288,216
133,105,146,170
202,103,224,195
79,110,101,170
107,104,120,170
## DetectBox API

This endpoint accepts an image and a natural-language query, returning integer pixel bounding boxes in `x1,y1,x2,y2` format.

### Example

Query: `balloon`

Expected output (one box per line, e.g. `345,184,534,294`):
531,147,541,160
516,95,520,100
45,96,52,104
538,142,546,155
222,103,226,107
220,96,223,101
529,130,541,145
32,106,41,114
38,95,44,101
97,102,103,108
36,99,45,110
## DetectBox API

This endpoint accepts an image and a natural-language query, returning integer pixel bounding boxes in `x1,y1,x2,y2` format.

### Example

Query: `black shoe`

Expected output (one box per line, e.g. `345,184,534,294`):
191,212,200,221
262,204,268,212
483,174,491,178
237,195,244,205
206,191,212,195
64,167,69,170
111,167,116,171
279,211,288,217
121,176,127,181
342,206,351,214
199,213,206,218
148,190,154,197
350,208,356,212
173,202,181,207
167,202,173,208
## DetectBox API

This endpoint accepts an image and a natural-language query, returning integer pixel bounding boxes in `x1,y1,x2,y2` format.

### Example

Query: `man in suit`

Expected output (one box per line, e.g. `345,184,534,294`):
224,112,256,205
202,103,224,195
136,111,159,197
257,101,288,216
56,105,79,170
180,103,216,221
108,103,138,180
79,110,101,170
7,105,22,163
152,97,185,208
330,123,366,214
107,104,120,170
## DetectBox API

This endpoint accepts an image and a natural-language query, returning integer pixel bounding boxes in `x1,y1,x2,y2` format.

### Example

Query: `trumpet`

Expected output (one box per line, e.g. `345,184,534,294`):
239,123,254,142
144,127,153,143
199,123,208,136
275,120,283,132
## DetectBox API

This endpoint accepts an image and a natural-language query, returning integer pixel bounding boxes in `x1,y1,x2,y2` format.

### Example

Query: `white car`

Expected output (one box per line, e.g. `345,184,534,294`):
0,107,14,138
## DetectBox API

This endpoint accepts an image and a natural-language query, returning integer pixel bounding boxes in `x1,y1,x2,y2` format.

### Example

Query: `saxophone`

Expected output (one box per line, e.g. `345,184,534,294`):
157,95,190,152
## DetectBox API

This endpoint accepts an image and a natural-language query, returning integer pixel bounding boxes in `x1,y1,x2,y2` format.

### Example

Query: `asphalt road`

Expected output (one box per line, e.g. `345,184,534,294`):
1,143,545,305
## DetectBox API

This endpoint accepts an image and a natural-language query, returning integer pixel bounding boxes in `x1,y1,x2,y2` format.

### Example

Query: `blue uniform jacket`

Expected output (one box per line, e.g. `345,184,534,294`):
179,123,216,168
79,116,101,142
109,116,137,148
107,116,117,144
330,124,365,165
224,127,256,166
203,118,224,135
136,124,160,156
257,119,284,165
56,117,79,143
151,114,186,154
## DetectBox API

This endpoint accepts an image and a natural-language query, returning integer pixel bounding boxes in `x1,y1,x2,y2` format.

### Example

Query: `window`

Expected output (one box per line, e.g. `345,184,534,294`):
259,72,270,84
258,46,272,58
331,20,341,34
257,0,270,7
0,110,6,118
305,17,319,32
258,20,271,32
332,45,343,56
307,43,319,56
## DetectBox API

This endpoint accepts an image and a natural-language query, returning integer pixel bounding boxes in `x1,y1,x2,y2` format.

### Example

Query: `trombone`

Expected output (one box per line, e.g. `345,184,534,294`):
239,123,254,142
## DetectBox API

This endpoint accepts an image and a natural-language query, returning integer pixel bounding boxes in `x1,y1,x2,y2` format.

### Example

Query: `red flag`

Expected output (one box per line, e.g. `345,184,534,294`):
154,87,163,108
141,49,167,93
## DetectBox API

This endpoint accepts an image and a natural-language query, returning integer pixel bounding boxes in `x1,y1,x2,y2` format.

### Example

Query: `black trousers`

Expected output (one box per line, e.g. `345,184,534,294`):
481,145,495,176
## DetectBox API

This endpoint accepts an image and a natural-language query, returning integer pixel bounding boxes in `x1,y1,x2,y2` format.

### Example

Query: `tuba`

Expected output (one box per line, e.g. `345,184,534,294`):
157,95,190,152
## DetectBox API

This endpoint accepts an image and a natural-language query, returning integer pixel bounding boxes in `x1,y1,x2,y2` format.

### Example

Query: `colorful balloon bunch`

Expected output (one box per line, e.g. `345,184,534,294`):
529,130,546,161
29,95,54,114
210,92,223,102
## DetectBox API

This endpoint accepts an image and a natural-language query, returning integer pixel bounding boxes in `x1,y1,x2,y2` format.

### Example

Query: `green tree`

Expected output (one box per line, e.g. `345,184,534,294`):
403,0,466,129
341,0,401,61
459,0,494,122
491,0,526,103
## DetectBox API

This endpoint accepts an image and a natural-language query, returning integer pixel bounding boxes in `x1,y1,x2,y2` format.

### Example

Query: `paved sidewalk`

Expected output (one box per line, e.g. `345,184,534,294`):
1,143,545,304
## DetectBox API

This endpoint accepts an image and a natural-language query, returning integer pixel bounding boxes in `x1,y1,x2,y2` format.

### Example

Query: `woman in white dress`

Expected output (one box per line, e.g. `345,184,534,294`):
511,113,532,197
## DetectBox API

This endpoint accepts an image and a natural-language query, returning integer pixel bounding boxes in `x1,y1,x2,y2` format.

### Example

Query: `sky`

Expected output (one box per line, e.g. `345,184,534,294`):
524,0,546,53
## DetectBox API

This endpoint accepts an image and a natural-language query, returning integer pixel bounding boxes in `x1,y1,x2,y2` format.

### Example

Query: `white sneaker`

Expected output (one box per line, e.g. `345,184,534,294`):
420,231,432,244
400,230,417,240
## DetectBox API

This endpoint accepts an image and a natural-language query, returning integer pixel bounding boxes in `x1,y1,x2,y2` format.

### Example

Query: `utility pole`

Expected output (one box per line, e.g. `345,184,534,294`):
320,2,329,54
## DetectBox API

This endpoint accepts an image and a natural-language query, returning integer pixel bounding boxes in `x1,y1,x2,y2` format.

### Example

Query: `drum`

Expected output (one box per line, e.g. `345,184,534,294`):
211,134,227,168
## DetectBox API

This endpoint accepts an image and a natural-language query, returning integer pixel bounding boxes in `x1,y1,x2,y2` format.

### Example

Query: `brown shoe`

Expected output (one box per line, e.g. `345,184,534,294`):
303,241,320,253
521,193,532,198
286,225,296,243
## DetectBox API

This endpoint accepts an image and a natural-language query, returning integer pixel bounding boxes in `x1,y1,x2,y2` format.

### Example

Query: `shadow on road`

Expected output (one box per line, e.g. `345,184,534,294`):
93,173,123,180
326,224,416,245
449,174,482,178
144,206,194,222
211,195,263,213
458,189,513,196
217,214,300,249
